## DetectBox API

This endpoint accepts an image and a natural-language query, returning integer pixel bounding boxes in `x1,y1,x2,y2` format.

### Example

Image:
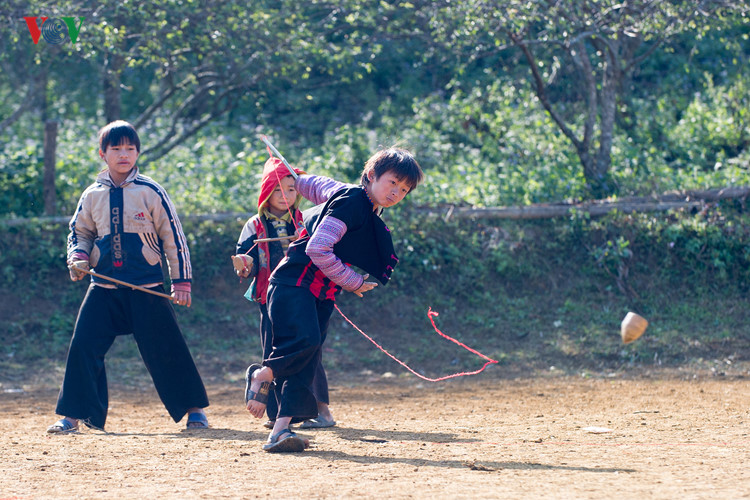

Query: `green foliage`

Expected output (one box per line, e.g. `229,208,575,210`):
666,74,750,175
146,126,268,214
2,204,750,381
1,1,749,217
0,150,43,217
0,222,67,286
380,82,585,206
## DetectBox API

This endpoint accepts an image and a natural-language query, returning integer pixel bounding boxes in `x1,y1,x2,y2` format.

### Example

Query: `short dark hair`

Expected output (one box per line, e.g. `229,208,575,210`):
360,147,424,192
98,120,140,152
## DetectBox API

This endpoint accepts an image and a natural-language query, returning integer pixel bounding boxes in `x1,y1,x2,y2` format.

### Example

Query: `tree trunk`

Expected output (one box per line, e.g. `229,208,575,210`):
103,53,123,123
43,120,58,215
591,39,618,197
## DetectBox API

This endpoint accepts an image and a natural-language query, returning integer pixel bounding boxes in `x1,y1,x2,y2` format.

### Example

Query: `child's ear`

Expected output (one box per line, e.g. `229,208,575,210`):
99,149,105,159
366,169,375,182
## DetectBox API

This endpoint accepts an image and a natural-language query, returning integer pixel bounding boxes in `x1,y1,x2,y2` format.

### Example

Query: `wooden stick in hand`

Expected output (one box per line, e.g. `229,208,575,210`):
70,263,174,301
254,234,298,243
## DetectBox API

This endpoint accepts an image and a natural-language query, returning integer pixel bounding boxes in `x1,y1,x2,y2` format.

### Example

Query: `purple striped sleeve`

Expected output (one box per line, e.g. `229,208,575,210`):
295,175,352,205
306,215,364,292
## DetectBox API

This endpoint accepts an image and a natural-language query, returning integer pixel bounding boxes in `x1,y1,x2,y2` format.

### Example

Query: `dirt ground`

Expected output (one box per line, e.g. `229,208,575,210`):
1,369,748,500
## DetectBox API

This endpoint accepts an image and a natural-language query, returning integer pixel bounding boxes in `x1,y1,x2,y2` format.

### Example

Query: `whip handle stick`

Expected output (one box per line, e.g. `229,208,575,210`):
255,235,297,243
72,265,174,300
260,135,298,180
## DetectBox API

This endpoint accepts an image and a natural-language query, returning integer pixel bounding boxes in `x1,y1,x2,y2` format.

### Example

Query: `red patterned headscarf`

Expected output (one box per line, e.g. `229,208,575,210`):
258,157,305,211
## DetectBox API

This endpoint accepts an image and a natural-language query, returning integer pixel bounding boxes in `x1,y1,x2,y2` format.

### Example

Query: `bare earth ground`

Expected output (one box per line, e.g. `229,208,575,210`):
1,370,749,500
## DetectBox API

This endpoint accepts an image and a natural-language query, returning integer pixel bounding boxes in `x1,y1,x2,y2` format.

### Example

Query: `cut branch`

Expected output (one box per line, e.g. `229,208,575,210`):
412,187,750,220
5,188,749,226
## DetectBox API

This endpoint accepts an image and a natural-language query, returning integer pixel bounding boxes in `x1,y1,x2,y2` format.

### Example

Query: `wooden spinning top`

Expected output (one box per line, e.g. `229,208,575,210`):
621,312,648,344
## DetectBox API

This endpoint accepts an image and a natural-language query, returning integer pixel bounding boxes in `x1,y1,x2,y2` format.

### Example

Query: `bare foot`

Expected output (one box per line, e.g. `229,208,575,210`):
245,366,273,418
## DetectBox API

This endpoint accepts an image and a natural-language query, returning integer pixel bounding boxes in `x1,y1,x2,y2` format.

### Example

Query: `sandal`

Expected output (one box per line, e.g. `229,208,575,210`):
186,412,209,429
244,363,273,405
262,428,306,453
47,418,79,434
299,415,336,429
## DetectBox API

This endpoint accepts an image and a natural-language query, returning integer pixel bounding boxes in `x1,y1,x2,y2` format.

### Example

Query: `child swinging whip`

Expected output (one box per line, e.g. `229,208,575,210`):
244,146,423,452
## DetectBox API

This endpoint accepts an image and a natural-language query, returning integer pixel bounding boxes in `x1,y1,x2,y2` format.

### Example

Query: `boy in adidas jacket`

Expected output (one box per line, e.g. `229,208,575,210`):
47,120,209,433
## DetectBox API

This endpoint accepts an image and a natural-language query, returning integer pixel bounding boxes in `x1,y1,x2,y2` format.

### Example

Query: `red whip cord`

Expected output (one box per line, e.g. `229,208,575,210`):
335,305,498,381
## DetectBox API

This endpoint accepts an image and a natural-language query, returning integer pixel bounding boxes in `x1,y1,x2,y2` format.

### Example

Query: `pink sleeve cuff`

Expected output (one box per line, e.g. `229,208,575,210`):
68,251,89,263
171,282,192,293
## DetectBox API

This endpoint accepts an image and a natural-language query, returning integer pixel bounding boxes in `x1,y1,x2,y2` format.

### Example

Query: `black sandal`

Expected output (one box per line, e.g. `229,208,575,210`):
244,363,273,405
262,428,306,453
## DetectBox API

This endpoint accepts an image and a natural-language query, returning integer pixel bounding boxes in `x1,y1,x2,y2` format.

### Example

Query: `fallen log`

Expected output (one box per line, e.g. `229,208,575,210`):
413,200,704,220
412,186,750,220
2,187,749,226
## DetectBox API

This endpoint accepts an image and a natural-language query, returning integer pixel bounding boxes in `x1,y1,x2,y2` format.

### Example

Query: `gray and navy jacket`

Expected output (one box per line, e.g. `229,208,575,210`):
67,168,191,287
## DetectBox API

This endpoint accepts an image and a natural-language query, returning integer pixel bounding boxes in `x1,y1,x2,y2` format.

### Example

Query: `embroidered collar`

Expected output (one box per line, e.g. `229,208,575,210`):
262,208,293,222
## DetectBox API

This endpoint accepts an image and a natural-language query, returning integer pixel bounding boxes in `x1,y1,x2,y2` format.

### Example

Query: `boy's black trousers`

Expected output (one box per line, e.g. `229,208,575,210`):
258,302,331,422
265,283,334,421
55,284,209,429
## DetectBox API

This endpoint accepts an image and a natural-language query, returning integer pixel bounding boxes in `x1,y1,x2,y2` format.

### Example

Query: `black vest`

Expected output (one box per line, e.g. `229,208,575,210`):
271,186,399,296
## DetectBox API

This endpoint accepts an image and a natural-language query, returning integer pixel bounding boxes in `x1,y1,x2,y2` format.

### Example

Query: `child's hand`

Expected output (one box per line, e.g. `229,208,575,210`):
231,254,253,278
352,274,378,297
68,259,89,281
171,282,192,307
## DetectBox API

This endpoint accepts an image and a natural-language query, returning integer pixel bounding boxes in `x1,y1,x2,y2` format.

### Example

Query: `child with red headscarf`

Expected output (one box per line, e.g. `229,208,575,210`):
233,157,335,430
